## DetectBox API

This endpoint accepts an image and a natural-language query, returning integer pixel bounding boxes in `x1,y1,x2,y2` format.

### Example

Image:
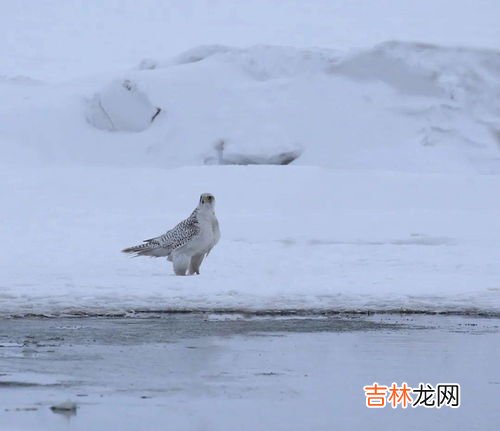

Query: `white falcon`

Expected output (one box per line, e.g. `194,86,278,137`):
122,193,220,275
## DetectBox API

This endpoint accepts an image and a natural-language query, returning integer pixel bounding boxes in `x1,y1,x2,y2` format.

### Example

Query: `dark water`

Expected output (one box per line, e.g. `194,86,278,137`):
0,314,499,430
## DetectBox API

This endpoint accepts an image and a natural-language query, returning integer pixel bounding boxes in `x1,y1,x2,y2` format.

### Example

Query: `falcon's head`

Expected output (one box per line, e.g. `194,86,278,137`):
199,193,216,208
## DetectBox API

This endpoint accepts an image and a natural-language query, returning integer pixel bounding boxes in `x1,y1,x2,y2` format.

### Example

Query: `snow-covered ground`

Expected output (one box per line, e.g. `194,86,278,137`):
1,1,500,316
1,164,500,316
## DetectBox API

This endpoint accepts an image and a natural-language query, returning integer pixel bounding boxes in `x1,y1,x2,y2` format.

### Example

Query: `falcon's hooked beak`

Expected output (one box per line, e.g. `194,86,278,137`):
199,193,215,206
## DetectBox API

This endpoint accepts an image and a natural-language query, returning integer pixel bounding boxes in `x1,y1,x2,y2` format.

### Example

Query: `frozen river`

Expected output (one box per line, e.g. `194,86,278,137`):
0,313,499,430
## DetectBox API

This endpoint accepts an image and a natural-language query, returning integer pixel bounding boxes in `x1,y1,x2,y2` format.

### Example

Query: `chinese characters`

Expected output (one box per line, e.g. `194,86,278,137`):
363,383,460,408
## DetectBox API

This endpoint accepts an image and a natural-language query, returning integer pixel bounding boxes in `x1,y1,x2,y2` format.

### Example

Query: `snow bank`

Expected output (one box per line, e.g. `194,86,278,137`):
171,44,339,80
2,42,499,172
336,41,500,112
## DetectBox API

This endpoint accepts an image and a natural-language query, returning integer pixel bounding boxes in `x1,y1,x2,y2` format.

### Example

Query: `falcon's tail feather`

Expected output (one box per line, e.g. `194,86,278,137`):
122,242,165,257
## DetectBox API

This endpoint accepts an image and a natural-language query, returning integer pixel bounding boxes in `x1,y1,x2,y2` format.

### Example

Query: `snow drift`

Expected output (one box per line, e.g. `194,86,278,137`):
4,42,499,171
